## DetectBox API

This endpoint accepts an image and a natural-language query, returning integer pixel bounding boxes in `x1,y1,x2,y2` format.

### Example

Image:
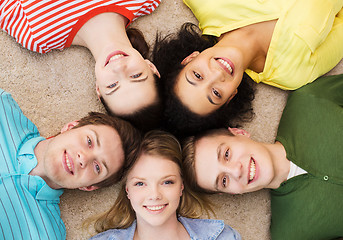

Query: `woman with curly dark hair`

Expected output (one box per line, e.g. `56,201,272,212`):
153,23,255,138
152,0,343,138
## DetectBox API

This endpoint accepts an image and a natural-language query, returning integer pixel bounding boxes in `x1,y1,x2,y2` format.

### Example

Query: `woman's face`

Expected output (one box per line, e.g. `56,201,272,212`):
95,47,160,115
126,154,183,228
175,47,244,116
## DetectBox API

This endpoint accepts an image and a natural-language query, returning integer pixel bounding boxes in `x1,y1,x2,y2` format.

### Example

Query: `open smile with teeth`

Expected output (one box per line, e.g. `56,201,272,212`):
145,204,167,211
109,54,125,62
65,154,73,174
248,158,256,183
105,51,128,66
216,58,234,75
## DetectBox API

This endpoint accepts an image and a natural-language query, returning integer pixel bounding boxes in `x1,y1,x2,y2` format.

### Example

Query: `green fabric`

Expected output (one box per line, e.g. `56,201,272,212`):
272,74,343,240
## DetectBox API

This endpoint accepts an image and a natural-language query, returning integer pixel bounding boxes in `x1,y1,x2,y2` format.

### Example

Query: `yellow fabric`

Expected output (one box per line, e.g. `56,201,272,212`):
184,0,343,90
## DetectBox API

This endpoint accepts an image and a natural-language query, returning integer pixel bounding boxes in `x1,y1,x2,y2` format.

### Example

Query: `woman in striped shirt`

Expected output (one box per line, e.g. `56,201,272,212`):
0,0,161,131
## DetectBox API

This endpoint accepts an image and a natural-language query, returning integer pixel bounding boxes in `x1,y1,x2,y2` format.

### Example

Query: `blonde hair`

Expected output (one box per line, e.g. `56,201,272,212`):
85,130,213,234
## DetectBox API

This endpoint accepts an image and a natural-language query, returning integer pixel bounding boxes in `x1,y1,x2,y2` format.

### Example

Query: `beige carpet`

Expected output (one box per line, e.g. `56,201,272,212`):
1,1,342,239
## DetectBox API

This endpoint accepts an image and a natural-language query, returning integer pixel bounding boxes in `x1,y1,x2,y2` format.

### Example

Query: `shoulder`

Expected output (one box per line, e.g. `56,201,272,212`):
179,217,241,240
89,222,136,240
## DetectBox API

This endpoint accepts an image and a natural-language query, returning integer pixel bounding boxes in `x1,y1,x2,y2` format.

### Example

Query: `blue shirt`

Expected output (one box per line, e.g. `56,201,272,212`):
0,89,66,240
90,216,241,240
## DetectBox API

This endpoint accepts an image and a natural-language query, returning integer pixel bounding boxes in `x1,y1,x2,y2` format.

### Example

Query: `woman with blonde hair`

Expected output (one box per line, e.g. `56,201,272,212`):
87,130,241,240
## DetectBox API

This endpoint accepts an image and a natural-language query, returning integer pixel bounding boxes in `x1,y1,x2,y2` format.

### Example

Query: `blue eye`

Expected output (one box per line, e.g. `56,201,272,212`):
108,81,119,89
95,163,100,174
131,73,142,78
135,182,144,187
164,180,174,185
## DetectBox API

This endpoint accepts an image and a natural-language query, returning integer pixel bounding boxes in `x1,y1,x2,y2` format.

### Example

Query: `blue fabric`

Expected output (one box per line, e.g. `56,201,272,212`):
0,89,66,240
89,216,241,240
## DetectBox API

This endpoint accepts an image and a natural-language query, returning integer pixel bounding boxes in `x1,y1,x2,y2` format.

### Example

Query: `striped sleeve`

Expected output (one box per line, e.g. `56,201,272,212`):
1,0,161,53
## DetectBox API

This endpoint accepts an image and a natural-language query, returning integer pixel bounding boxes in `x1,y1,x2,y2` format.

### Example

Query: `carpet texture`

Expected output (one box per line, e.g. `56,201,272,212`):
1,1,342,239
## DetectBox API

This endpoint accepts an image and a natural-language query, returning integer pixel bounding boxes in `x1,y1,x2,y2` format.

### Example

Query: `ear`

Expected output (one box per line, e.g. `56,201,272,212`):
181,51,200,65
79,185,99,191
225,89,238,105
228,127,251,138
95,84,101,100
180,183,184,197
125,186,130,199
145,59,161,78
60,121,79,133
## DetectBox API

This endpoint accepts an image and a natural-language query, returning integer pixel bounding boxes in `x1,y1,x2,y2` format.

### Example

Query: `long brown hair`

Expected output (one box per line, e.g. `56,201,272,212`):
85,130,213,234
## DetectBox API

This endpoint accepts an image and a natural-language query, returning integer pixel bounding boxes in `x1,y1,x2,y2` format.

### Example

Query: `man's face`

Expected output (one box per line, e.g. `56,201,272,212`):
194,130,275,194
41,123,124,190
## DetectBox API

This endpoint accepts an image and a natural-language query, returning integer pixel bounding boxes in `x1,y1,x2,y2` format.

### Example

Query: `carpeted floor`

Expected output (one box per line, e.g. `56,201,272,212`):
1,1,342,239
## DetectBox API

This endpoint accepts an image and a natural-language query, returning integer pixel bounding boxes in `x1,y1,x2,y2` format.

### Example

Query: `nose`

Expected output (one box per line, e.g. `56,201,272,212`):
209,60,227,82
227,161,243,180
77,150,93,169
148,185,162,200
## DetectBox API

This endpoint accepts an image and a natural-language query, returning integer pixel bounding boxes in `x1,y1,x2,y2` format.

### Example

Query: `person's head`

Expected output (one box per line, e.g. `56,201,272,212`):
183,128,276,195
90,130,212,233
95,28,162,131
40,112,141,190
153,23,254,137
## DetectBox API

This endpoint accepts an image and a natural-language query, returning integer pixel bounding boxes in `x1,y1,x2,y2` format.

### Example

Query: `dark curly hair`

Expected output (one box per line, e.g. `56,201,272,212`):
152,23,255,138
100,28,163,133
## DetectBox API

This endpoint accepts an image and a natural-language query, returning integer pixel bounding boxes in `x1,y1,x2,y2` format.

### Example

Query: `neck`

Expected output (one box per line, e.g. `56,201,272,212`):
73,12,131,61
218,20,276,73
134,216,189,240
266,141,290,189
31,138,62,189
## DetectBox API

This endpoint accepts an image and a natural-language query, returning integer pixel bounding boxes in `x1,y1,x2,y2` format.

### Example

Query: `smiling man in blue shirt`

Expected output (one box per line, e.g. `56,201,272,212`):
0,89,140,240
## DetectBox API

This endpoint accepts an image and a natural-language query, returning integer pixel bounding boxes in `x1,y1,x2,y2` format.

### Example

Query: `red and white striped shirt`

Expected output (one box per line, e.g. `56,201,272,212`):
0,0,160,53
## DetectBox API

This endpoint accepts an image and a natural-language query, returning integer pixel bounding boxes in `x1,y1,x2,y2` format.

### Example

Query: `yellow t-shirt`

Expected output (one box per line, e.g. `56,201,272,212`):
184,0,343,90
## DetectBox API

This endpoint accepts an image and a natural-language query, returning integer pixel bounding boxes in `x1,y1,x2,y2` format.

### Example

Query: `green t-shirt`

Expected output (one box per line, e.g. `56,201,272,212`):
272,74,343,239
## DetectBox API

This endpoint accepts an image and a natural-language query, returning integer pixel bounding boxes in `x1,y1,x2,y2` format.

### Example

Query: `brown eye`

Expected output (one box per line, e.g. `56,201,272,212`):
225,149,230,160
212,88,221,98
223,176,228,187
193,71,202,79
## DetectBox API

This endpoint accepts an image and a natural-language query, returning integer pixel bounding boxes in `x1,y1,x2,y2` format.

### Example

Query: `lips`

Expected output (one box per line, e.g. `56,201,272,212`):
144,204,168,213
104,51,128,66
63,151,74,175
215,57,234,75
248,157,256,184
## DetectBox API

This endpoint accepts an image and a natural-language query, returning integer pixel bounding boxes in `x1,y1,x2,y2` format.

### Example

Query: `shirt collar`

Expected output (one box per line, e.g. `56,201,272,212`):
17,136,45,174
178,216,225,239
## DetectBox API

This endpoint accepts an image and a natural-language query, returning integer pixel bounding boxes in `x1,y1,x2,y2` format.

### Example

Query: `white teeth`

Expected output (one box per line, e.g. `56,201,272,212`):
249,159,256,181
217,58,233,74
109,54,124,62
65,154,72,172
146,205,165,211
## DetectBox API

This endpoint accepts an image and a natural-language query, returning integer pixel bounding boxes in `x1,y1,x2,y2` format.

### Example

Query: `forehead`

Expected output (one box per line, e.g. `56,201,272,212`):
104,77,158,115
128,154,180,178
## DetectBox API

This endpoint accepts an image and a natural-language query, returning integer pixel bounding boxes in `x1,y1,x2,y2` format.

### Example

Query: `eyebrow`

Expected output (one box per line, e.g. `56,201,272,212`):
91,129,109,173
105,76,148,96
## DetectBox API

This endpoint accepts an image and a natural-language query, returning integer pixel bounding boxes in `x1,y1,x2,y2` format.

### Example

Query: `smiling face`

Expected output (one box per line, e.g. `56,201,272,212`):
41,124,124,190
175,47,245,116
126,154,183,228
95,48,160,115
194,130,276,194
